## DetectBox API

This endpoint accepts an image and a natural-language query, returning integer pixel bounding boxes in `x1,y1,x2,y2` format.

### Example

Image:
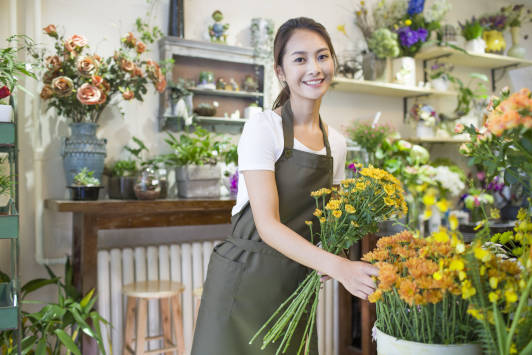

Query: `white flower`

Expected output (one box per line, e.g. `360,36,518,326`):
433,166,465,197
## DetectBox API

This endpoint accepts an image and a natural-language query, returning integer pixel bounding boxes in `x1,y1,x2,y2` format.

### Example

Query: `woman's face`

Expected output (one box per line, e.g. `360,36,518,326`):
277,29,334,103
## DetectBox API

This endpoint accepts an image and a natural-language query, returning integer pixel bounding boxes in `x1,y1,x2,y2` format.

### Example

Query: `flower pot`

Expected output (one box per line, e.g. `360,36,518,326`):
416,122,434,138
464,38,486,54
0,105,13,123
507,26,526,59
61,122,107,186
483,30,506,54
108,176,137,199
430,77,449,92
175,164,221,198
362,52,387,82
374,328,482,355
392,56,416,87
68,186,102,201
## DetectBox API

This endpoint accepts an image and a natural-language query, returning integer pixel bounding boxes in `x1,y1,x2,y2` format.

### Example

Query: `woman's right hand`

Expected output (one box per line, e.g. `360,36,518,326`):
334,259,379,300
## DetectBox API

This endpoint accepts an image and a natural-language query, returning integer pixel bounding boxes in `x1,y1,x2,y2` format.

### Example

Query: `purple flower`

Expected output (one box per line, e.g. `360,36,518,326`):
416,28,428,42
407,0,425,15
230,171,239,195
398,26,419,47
348,163,357,173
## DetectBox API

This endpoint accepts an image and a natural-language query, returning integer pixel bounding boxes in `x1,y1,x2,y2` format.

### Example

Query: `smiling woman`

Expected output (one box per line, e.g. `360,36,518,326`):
191,17,377,355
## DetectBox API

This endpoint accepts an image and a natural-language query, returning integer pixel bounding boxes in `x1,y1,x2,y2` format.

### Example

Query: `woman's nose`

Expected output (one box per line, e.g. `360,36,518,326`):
307,58,322,75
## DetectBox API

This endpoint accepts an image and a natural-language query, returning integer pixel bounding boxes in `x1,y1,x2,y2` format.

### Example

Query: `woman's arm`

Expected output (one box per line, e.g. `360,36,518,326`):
243,170,378,300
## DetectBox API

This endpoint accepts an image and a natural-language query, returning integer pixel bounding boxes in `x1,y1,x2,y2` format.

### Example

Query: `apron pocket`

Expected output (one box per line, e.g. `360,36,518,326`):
200,249,245,320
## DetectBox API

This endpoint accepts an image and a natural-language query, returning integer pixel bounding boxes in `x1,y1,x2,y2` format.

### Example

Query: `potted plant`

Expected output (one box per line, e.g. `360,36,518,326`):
409,103,439,138
221,142,238,196
501,4,532,59
363,229,481,355
165,78,194,130
0,35,37,122
427,61,454,91
365,28,400,82
458,17,486,54
479,13,508,54
68,167,102,200
37,23,167,186
162,126,227,198
346,120,393,165
0,258,109,354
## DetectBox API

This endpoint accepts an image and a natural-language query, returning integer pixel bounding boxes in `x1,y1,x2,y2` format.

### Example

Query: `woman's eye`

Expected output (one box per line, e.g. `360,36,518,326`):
318,54,329,61
294,57,305,63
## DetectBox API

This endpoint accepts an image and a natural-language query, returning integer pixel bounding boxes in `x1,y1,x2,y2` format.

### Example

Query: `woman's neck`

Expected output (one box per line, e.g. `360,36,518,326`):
289,96,321,129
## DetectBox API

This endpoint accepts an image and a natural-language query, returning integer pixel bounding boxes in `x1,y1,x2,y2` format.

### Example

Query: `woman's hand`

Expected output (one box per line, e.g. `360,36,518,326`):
334,260,378,300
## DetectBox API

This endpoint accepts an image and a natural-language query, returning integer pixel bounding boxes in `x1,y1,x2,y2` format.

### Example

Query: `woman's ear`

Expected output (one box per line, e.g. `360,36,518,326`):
275,65,285,84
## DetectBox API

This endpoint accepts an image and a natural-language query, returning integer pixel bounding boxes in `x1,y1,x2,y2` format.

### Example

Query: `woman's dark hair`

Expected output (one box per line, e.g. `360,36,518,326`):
272,17,338,109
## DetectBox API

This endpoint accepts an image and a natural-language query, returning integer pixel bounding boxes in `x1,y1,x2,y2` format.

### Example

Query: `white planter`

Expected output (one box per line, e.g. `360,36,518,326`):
392,56,416,87
416,122,434,138
430,77,449,92
375,328,482,355
464,38,486,54
0,104,13,123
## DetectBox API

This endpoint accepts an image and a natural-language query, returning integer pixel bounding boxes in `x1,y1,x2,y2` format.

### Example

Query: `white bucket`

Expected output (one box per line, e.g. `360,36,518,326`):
375,328,482,355
0,104,13,123
416,122,434,138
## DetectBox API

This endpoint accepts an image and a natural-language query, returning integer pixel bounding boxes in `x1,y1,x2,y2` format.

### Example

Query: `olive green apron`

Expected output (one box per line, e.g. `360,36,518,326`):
191,101,333,355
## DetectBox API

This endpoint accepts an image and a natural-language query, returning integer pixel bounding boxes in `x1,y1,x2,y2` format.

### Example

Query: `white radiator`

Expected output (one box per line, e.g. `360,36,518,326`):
97,241,338,355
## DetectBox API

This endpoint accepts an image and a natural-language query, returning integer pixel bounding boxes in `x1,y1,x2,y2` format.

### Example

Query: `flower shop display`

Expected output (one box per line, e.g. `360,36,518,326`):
161,126,230,198
250,166,407,354
364,28,400,81
479,13,508,54
38,24,166,185
501,4,532,58
166,78,194,130
208,10,229,43
0,35,37,122
346,120,393,165
362,229,480,353
442,73,489,127
461,189,495,223
68,167,102,201
0,258,109,355
409,103,438,138
458,17,486,54
427,61,453,91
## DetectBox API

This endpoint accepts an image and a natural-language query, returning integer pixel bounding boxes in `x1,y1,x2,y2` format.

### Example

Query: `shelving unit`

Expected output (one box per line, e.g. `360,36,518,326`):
407,137,470,144
188,87,263,99
0,98,21,343
416,46,532,91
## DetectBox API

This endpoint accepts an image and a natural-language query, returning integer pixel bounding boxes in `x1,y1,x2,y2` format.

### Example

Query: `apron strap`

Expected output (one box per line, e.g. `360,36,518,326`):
281,100,332,157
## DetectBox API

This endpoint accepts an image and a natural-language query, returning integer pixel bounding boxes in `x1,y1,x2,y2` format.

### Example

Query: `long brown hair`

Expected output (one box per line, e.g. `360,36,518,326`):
272,17,338,109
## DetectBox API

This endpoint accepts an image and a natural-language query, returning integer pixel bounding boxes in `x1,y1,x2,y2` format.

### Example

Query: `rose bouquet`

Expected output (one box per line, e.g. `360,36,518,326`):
250,166,407,354
362,227,478,344
38,24,166,123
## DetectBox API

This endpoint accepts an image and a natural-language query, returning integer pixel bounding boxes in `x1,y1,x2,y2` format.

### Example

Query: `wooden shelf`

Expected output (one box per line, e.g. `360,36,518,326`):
407,137,470,144
416,46,532,69
331,77,457,97
189,87,263,99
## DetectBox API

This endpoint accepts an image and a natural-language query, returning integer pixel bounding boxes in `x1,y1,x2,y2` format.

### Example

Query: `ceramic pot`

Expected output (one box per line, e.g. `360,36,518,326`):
507,26,526,59
392,56,416,87
483,30,506,54
416,122,434,138
430,77,449,91
464,38,486,54
68,186,102,201
375,327,483,355
0,104,12,123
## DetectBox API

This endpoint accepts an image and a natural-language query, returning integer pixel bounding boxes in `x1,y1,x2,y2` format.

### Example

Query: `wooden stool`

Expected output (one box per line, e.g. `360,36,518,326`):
192,287,203,331
123,281,185,355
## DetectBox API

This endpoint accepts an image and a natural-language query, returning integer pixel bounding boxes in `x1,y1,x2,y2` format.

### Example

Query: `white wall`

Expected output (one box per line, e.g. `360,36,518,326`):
1,0,531,306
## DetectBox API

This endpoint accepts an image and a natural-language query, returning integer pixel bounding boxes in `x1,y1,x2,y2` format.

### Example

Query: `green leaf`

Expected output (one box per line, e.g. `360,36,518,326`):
70,307,97,339
54,329,81,355
521,338,532,355
21,278,59,298
90,312,107,354
35,338,47,355
80,288,95,308
20,335,37,354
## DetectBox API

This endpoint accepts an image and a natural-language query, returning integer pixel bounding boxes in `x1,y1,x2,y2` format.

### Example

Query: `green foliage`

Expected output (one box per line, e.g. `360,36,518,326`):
168,78,191,103
0,156,12,196
111,159,137,177
73,167,100,186
0,35,37,96
161,126,230,166
447,73,489,117
459,19,484,40
347,121,393,164
367,28,400,59
135,17,164,45
0,258,109,355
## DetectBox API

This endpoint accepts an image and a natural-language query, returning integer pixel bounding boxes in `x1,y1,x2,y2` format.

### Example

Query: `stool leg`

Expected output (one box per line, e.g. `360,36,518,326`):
136,298,148,355
159,298,173,355
171,295,185,355
123,297,136,355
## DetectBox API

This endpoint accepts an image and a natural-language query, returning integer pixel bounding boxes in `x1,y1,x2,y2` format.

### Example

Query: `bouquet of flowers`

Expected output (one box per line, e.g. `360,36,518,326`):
250,166,407,354
501,4,532,28
465,207,532,355
37,24,167,123
458,87,532,190
347,120,393,164
409,103,438,127
362,227,478,344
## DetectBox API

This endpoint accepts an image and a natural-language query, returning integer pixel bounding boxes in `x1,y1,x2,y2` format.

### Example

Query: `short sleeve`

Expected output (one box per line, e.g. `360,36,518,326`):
238,114,278,171
332,130,347,185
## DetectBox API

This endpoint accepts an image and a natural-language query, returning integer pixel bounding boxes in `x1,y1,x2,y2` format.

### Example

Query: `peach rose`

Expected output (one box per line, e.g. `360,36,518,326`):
101,80,111,93
91,75,103,86
43,24,57,37
45,55,61,70
51,76,74,97
97,93,107,105
65,34,88,52
145,60,161,82
42,70,60,84
123,32,136,48
122,89,134,100
136,41,146,54
120,58,135,73
133,66,143,77
454,123,464,134
76,83,102,105
76,56,99,77
156,77,167,93
40,85,54,100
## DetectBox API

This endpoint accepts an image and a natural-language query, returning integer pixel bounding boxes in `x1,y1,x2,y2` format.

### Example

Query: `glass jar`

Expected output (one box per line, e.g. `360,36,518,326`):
156,168,168,199
134,167,161,200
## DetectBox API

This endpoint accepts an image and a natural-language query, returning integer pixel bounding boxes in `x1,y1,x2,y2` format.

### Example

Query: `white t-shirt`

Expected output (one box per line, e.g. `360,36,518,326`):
232,110,347,215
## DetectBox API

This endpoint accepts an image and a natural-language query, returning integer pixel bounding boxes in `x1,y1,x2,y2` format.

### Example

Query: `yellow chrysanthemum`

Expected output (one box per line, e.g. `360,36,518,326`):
325,199,341,210
449,259,464,271
433,229,450,243
474,246,492,262
489,277,498,289
344,204,356,214
467,307,484,320
333,210,342,218
384,197,395,206
313,209,322,217
461,280,476,299
305,220,313,226
505,289,518,303
436,199,450,213
490,208,501,220
449,215,458,231
489,292,499,303
383,184,395,196
319,217,326,224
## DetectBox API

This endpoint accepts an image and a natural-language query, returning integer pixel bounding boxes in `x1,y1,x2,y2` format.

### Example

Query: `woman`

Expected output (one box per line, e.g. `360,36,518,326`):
191,17,378,354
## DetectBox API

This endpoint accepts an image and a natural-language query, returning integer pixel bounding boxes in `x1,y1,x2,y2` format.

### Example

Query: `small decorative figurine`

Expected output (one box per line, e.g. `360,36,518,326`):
242,75,259,92
229,78,239,91
216,78,226,90
209,10,229,43
197,71,215,90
